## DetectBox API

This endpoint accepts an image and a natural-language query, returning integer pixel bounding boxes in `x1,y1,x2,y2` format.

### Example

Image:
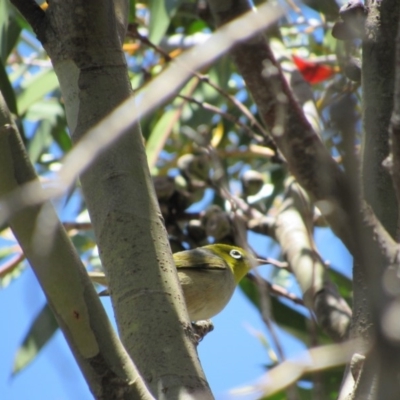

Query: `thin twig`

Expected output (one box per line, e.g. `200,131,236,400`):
269,282,304,305
250,271,301,399
247,273,304,306
261,258,290,270
178,94,265,143
126,23,277,151
0,252,25,278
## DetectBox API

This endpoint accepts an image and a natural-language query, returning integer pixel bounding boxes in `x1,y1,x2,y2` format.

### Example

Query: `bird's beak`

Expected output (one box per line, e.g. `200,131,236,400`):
255,258,269,265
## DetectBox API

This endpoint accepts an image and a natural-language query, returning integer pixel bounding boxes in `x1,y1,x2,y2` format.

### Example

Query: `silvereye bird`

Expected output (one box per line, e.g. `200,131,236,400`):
88,244,263,321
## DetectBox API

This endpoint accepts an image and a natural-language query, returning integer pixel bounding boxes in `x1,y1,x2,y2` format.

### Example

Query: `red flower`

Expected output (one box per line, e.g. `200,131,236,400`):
292,55,335,84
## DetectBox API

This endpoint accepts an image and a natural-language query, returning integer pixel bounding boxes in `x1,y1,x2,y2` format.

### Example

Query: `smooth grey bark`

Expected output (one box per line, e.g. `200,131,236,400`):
273,181,352,342
351,1,400,399
362,0,399,238
207,0,358,255
10,0,213,398
207,0,356,342
0,93,152,400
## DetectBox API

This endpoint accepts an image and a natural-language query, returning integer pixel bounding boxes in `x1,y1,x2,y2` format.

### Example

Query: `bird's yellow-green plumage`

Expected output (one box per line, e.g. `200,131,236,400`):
88,244,256,321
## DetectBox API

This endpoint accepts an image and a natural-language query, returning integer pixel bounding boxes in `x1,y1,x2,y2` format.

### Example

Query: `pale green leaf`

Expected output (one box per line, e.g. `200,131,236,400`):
28,120,54,163
12,304,58,376
17,69,59,115
25,100,64,122
0,58,18,115
149,0,182,44
146,108,180,169
0,1,22,61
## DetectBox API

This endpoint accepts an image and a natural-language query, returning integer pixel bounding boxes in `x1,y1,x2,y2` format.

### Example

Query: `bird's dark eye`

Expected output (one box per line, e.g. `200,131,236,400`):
230,249,243,259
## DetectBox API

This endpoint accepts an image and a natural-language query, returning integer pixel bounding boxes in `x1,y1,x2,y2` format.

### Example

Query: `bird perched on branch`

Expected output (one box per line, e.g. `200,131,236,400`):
88,244,266,321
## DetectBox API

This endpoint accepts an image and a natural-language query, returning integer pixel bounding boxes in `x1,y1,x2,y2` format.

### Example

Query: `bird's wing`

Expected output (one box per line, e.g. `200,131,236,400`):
174,248,227,271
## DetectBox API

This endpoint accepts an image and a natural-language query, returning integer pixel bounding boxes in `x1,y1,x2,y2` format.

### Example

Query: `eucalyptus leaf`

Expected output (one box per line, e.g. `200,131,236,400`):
17,69,59,115
149,0,182,44
27,120,53,163
328,268,352,305
12,304,58,376
0,1,22,61
0,58,18,115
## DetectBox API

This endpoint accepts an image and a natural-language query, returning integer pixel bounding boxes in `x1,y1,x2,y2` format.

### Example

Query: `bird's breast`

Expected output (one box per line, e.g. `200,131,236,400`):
178,267,237,321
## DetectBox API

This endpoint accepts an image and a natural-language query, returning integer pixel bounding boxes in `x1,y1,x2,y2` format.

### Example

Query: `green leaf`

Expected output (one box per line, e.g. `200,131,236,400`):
12,7,33,34
25,99,64,122
128,0,136,23
328,268,352,305
211,56,232,92
25,100,70,161
0,58,18,115
146,107,180,169
187,20,208,35
146,78,198,168
71,232,96,252
149,0,182,44
17,69,59,115
51,126,72,153
261,391,288,400
0,1,22,61
28,120,54,163
12,304,58,376
25,99,71,153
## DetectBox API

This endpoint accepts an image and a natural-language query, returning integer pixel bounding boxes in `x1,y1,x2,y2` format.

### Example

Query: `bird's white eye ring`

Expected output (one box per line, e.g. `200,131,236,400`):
230,249,243,259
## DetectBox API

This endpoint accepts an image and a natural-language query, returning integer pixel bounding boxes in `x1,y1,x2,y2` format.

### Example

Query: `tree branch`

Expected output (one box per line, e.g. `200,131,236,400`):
389,4,400,236
0,93,152,400
33,1,213,397
206,0,359,255
274,181,352,341
362,0,399,238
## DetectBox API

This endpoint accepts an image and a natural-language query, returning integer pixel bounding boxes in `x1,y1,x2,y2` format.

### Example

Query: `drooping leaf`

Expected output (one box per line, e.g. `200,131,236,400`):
128,0,136,24
52,126,71,153
328,268,352,305
28,120,53,163
17,69,59,115
146,78,198,168
25,99,64,122
149,0,183,44
25,99,71,158
146,107,181,169
0,58,18,115
12,303,58,376
24,99,71,153
0,1,22,61
71,232,96,252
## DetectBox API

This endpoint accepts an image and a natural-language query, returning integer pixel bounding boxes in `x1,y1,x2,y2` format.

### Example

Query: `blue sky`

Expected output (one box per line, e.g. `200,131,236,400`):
0,226,352,400
0,2,354,398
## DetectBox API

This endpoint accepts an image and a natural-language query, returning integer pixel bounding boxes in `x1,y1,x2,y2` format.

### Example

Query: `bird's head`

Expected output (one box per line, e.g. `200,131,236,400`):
202,244,258,283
